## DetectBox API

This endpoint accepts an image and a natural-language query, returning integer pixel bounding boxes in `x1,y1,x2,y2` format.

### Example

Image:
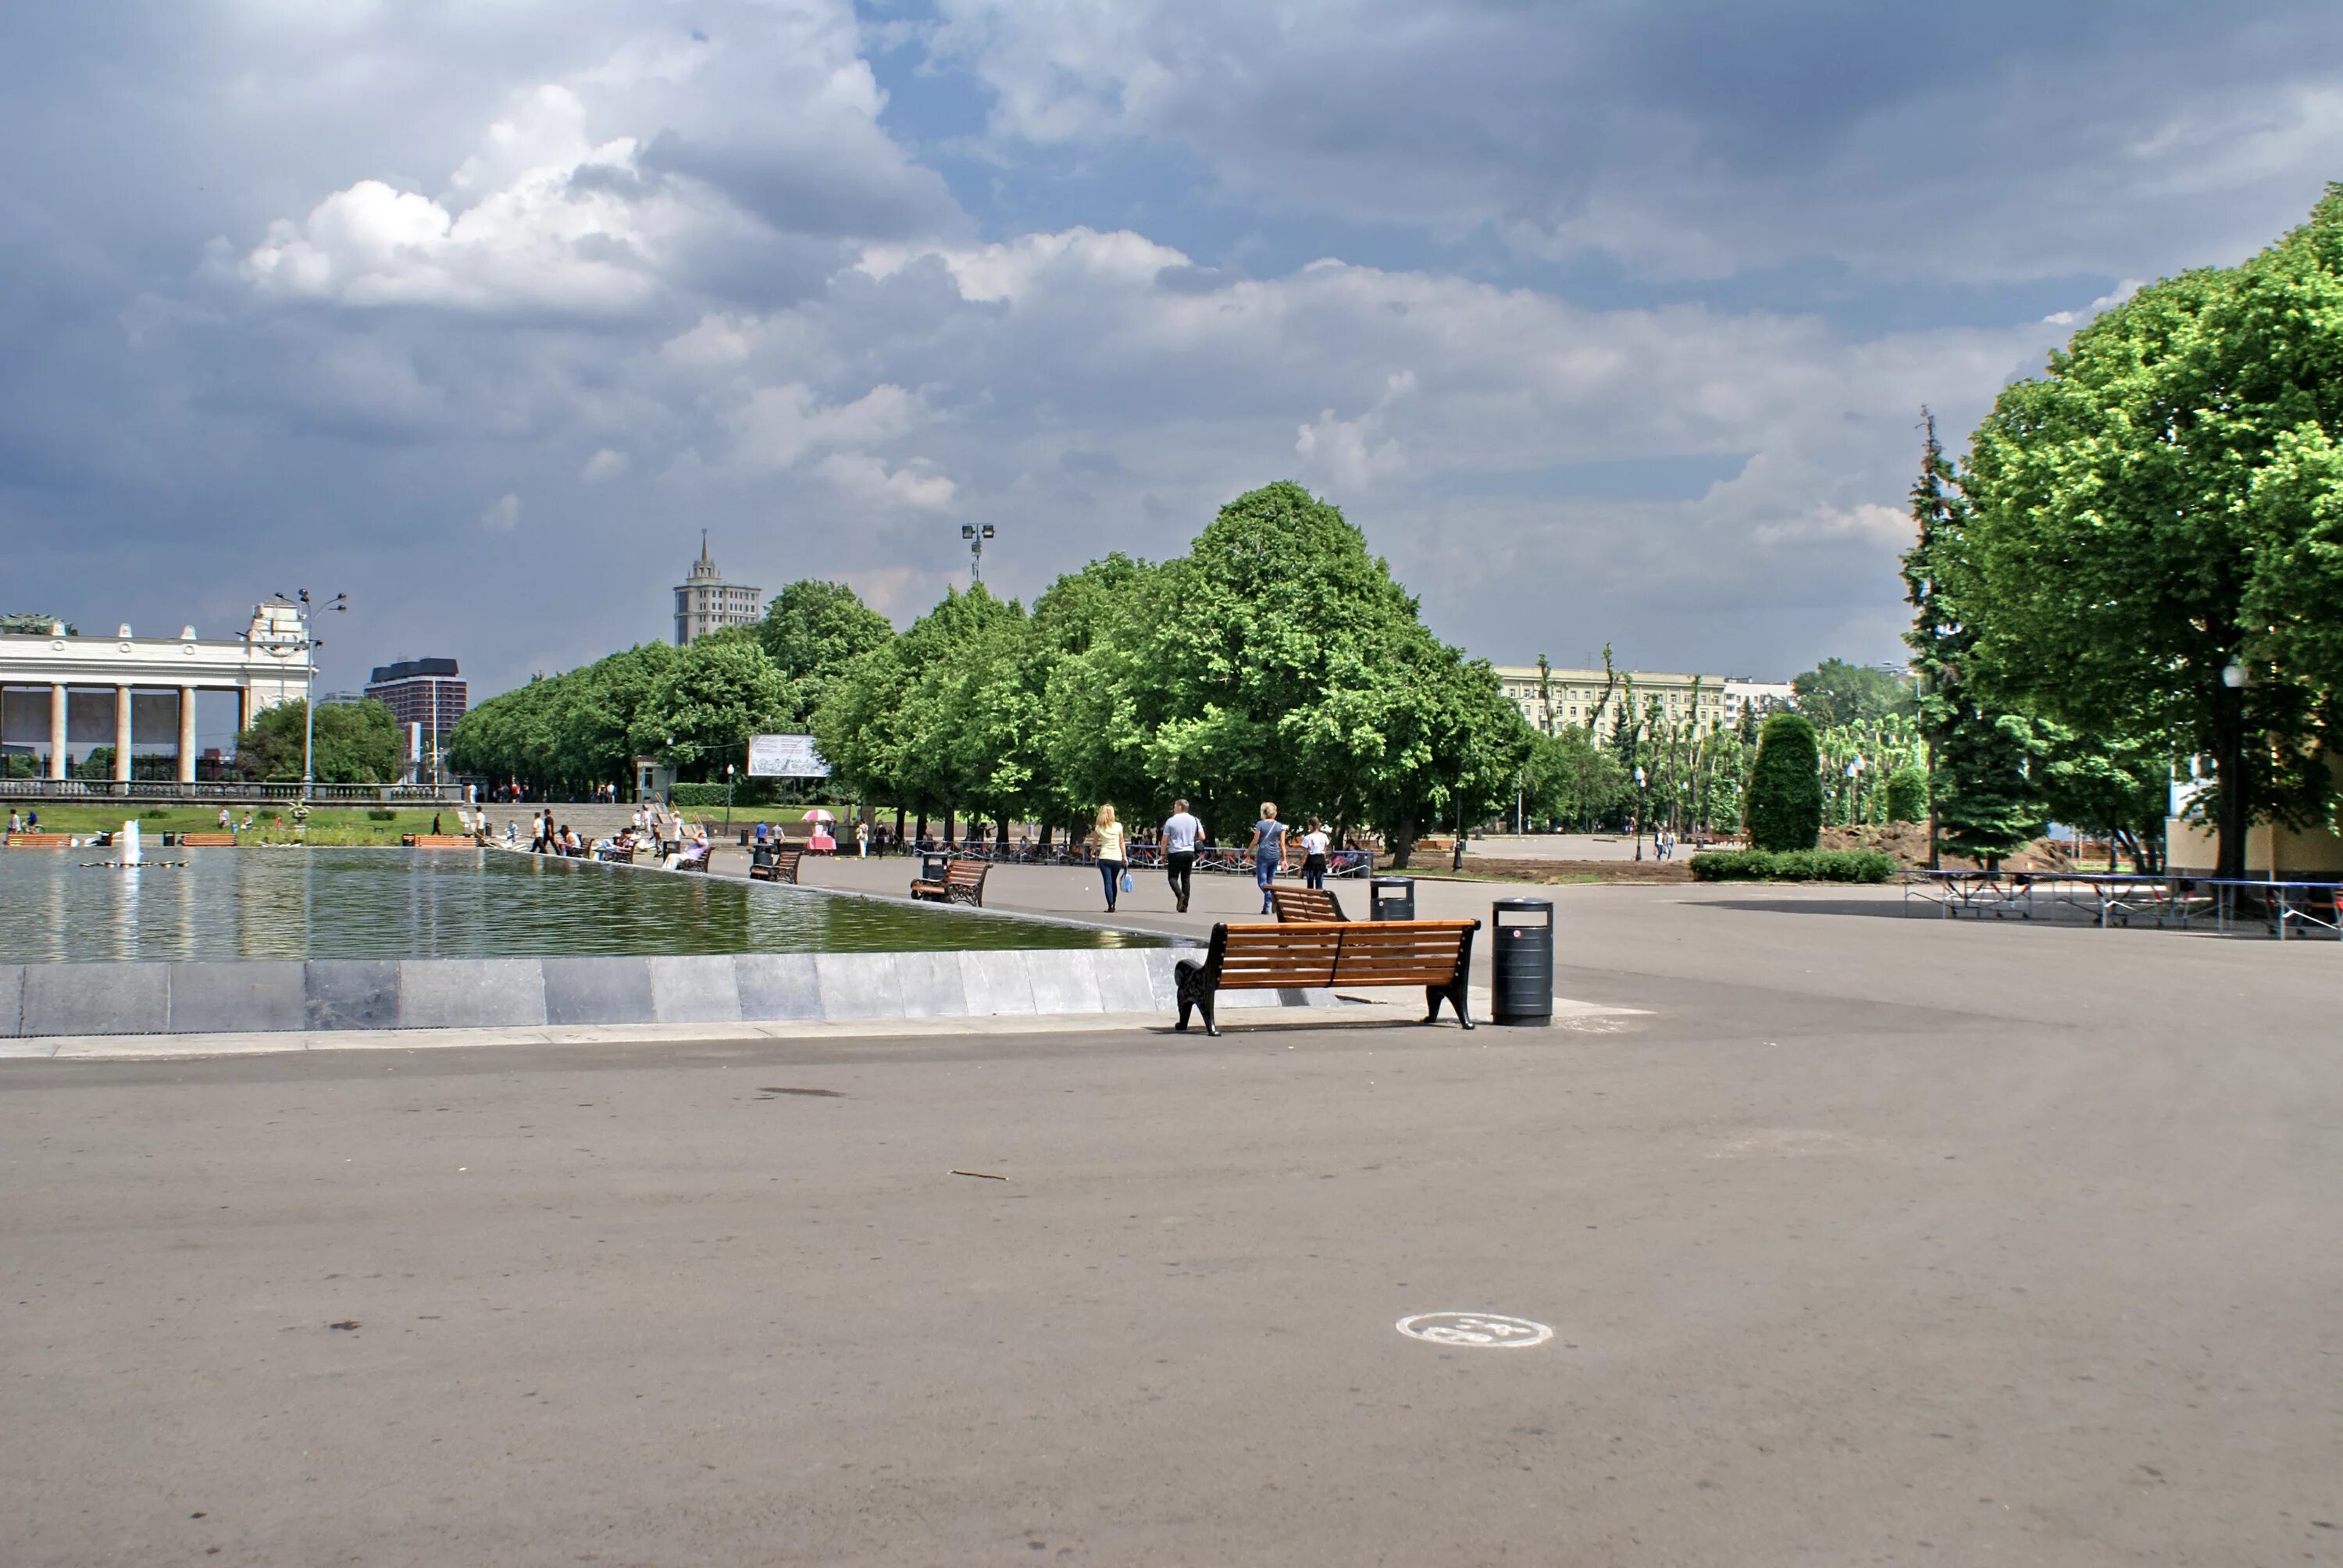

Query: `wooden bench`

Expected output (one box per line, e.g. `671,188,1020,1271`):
1268,886,1349,923
674,844,711,873
749,846,804,884
597,844,637,864
910,858,989,905
4,832,75,848
177,832,237,847
407,834,477,849
1173,919,1478,1037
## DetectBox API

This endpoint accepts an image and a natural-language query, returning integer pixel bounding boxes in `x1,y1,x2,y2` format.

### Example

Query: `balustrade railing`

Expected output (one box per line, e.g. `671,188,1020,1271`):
0,779,464,804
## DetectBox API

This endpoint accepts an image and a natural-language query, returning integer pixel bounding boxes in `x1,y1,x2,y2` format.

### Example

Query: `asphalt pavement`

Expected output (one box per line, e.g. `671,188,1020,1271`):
4,885,2340,1565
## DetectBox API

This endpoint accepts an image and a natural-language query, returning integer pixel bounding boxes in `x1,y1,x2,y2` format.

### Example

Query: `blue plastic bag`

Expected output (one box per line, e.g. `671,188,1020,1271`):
1121,871,1134,893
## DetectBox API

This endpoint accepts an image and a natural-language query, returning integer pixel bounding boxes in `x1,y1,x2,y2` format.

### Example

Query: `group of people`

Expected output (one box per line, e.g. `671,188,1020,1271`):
1084,800,1332,915
5,809,40,834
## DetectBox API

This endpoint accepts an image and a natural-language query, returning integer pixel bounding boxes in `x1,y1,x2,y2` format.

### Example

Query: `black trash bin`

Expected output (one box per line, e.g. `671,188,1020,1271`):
1369,875,1417,921
1490,897,1553,1026
920,850,952,883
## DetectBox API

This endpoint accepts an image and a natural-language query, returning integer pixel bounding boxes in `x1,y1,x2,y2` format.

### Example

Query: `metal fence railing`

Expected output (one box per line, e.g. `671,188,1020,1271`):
0,779,466,804
1902,868,2342,939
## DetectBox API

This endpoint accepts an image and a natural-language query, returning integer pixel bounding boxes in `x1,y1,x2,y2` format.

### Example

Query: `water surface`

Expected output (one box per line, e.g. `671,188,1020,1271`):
0,846,1155,963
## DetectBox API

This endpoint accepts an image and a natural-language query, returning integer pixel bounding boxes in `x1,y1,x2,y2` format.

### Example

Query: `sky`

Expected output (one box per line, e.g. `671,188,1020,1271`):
4,1,2340,701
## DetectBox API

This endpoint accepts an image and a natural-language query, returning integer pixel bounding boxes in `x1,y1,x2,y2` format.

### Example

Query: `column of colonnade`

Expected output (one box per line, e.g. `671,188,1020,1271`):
30,683,228,783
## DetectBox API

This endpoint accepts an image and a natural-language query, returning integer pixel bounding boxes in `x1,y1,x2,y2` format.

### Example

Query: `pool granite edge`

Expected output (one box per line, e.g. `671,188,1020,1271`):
0,948,1345,1039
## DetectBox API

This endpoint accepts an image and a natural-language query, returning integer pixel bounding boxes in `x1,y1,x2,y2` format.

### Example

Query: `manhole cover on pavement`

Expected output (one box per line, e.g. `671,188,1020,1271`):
1395,1312,1553,1348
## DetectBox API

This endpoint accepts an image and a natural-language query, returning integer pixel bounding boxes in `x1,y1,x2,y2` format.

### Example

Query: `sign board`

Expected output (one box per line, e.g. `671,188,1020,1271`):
747,733,830,779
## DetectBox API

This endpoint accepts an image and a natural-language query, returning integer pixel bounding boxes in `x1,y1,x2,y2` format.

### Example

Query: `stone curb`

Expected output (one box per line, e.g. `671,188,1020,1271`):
0,947,1350,1040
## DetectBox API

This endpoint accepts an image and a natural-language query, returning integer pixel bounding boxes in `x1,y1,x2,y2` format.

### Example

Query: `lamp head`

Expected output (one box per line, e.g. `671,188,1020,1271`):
2222,661,2248,690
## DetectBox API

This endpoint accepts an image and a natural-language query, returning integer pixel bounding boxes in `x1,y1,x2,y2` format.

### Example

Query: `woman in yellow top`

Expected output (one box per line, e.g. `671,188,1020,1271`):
1090,804,1128,913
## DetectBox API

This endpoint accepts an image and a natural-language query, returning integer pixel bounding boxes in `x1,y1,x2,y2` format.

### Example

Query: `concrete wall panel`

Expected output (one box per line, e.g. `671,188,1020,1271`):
397,959,546,1030
23,962,169,1035
305,960,399,1031
647,955,742,1026
542,957,654,1026
169,961,303,1033
734,955,822,1021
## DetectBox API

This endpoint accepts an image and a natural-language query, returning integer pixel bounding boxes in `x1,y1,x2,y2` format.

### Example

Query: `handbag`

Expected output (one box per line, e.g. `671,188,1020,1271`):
1121,871,1134,893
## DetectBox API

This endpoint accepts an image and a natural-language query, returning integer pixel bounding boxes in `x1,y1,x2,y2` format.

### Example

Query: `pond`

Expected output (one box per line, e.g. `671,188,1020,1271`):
0,846,1158,964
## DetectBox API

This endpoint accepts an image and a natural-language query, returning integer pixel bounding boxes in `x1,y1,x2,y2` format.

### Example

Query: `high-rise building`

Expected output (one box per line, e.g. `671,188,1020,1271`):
364,657,467,776
674,531,762,645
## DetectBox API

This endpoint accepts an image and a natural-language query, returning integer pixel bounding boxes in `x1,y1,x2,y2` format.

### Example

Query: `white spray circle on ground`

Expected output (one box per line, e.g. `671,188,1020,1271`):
1395,1312,1554,1348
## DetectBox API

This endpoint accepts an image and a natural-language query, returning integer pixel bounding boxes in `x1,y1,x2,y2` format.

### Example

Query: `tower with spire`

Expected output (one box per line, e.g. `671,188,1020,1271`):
672,530,763,645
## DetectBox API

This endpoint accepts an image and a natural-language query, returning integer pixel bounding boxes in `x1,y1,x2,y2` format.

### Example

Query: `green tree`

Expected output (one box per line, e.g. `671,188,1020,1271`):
1962,187,2343,879
2038,722,2170,873
1744,713,1824,851
1524,724,1628,830
756,579,895,724
1901,411,2042,866
1790,657,1915,728
633,634,791,782
1884,765,1928,825
236,698,401,783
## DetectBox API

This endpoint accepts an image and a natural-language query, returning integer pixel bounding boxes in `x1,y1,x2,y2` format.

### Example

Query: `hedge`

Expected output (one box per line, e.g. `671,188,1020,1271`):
665,781,858,809
1745,712,1824,850
1689,849,1897,883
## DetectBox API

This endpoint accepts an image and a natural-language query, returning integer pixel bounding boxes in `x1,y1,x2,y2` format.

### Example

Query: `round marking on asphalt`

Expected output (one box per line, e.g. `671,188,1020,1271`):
1396,1312,1554,1348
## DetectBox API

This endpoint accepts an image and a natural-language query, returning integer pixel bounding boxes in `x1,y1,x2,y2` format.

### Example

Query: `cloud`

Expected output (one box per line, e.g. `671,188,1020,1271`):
580,447,629,483
815,451,957,511
480,494,522,533
725,383,924,471
926,0,2343,283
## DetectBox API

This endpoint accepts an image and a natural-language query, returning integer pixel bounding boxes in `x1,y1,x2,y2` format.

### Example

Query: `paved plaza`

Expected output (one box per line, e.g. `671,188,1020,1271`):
4,880,2339,1564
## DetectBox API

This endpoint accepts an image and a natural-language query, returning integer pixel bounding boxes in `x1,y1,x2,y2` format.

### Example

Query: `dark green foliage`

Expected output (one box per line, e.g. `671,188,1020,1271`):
1744,713,1823,851
1689,849,1896,883
1884,765,1928,825
235,699,401,783
1899,411,2042,865
366,807,397,821
755,580,895,725
1790,658,1915,728
1960,187,2343,877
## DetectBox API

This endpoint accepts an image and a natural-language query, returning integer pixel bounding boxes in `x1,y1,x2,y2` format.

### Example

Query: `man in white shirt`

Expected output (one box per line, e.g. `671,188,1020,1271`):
1161,799,1204,914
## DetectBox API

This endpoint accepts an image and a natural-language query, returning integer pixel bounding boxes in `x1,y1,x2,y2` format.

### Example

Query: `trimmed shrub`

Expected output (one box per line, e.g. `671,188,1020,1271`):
1690,849,1896,883
1744,712,1824,850
366,807,398,821
1884,765,1929,825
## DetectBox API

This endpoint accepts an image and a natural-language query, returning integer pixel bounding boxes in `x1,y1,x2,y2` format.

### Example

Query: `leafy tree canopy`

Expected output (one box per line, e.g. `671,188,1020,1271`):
237,698,401,784
1960,185,2343,875
1790,657,1915,729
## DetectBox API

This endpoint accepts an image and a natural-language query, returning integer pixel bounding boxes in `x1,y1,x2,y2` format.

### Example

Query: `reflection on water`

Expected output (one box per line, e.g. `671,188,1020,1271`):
0,847,1154,963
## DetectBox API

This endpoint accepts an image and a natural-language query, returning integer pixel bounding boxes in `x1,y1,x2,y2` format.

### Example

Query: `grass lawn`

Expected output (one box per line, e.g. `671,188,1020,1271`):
7,805,458,846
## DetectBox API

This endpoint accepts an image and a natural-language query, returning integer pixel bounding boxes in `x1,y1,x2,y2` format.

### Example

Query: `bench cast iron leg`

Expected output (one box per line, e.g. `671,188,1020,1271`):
1172,963,1219,1036
1424,980,1475,1029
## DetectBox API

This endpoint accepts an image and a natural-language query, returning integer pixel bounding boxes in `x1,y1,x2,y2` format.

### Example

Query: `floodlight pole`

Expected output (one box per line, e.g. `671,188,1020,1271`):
961,523,997,584
285,590,347,802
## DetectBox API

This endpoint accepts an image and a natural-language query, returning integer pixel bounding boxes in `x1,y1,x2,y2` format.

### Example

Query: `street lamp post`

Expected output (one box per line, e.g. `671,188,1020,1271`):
725,763,736,834
1633,764,1648,862
961,523,997,584
280,590,347,802
1846,754,1867,828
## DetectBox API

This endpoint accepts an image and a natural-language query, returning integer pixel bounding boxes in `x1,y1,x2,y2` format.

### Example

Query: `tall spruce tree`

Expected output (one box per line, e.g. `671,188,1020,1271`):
1899,411,2042,866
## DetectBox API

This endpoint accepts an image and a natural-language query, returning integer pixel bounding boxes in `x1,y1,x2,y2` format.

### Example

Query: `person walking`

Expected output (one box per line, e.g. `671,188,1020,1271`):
1161,798,1204,914
1300,816,1331,890
1090,805,1128,913
1248,802,1286,914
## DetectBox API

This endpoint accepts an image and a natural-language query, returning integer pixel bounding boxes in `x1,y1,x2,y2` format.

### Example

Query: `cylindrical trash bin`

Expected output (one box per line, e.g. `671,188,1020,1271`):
1369,875,1417,921
1490,896,1554,1026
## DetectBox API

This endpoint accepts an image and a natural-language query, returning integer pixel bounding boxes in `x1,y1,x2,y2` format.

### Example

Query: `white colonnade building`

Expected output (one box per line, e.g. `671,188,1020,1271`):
0,600,313,783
